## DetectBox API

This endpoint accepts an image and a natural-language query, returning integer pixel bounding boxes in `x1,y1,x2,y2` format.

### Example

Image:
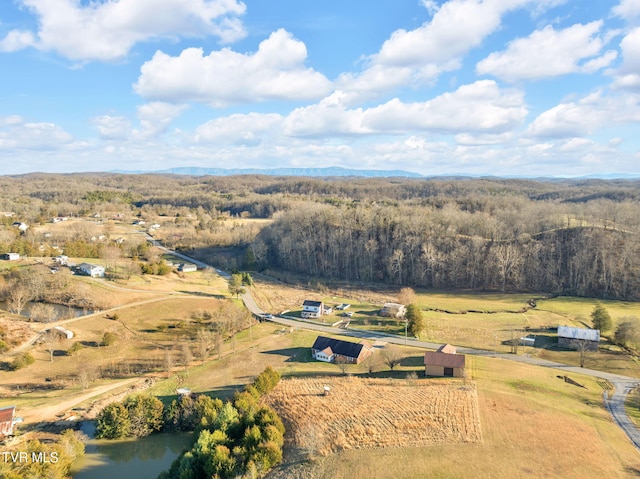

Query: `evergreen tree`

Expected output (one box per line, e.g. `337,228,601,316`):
405,303,425,337
591,303,612,333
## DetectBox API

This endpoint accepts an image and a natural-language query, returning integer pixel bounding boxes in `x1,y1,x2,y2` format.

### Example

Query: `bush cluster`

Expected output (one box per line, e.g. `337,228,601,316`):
0,429,85,479
96,394,164,439
161,366,284,479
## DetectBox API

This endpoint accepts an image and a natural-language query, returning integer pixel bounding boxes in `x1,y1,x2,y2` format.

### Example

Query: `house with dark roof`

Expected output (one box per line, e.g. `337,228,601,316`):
302,300,324,319
557,326,600,351
311,336,373,364
0,406,16,438
424,344,466,377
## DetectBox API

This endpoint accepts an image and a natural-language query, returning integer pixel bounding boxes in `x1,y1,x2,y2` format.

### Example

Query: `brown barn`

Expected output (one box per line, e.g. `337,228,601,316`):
424,344,466,377
0,406,16,438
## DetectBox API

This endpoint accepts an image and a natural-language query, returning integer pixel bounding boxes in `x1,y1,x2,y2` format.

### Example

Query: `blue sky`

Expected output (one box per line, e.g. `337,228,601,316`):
1,0,639,177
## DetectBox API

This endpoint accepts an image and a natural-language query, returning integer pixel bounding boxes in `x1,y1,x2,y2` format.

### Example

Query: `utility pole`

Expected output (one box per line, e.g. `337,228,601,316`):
405,318,408,346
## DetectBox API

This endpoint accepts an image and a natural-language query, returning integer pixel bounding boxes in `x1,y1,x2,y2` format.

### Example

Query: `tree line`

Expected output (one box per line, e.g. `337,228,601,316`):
253,199,640,300
2,173,640,299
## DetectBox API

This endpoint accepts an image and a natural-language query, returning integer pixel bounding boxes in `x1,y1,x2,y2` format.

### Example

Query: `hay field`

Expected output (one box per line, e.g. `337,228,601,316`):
267,376,481,455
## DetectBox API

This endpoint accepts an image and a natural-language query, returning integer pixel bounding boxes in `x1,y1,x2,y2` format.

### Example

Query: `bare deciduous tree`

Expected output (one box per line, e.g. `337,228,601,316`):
382,345,403,371
360,353,380,375
7,283,31,315
29,303,58,323
397,287,416,305
163,349,174,378
42,329,61,362
335,357,350,375
196,329,211,365
180,342,193,374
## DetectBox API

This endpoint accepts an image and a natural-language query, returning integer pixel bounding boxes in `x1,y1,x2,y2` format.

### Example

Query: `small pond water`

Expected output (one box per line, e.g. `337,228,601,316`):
70,424,192,479
0,301,91,319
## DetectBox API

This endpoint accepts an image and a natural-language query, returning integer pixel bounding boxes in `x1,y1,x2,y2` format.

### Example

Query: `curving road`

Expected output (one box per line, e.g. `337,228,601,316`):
147,242,640,452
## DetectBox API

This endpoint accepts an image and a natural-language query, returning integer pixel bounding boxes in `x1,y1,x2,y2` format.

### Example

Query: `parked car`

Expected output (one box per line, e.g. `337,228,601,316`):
262,313,274,319
344,311,353,317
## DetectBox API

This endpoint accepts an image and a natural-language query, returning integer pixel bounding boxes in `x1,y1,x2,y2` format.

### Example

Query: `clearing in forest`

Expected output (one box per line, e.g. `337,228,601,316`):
266,376,482,455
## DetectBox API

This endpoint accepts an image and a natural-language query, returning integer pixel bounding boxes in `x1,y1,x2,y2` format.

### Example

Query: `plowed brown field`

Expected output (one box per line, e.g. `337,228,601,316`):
266,376,481,455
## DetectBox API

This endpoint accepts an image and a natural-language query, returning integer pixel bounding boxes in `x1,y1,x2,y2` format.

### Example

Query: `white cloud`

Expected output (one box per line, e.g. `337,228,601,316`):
377,0,516,67
0,115,23,127
477,21,616,80
337,0,566,101
92,115,132,140
0,120,73,150
134,29,332,106
612,27,640,90
613,0,640,21
0,30,36,52
527,91,640,138
284,80,526,137
363,81,526,133
135,102,188,138
193,112,283,145
283,92,368,137
0,0,246,61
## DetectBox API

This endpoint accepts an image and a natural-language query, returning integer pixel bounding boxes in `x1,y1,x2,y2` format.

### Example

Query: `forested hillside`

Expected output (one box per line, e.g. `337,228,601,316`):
1,173,639,299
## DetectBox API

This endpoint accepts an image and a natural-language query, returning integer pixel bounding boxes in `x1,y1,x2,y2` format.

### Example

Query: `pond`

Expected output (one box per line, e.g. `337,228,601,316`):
70,427,192,479
0,301,91,320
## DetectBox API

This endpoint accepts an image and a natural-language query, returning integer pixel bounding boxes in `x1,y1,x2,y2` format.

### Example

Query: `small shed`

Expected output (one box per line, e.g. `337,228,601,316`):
557,326,600,351
53,326,74,339
424,344,466,377
178,263,197,273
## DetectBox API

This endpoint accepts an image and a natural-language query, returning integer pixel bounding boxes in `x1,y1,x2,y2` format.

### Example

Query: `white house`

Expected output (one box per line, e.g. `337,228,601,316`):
178,263,197,273
78,263,105,278
302,300,324,319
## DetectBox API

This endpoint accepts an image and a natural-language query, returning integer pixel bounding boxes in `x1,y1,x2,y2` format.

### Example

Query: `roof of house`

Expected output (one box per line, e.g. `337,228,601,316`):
557,326,600,342
303,300,323,307
0,406,15,424
78,262,103,269
424,351,466,369
437,344,457,354
312,336,369,359
383,302,405,308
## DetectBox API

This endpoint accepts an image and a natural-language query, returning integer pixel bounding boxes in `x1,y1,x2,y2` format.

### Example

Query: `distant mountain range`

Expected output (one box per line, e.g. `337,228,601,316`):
113,166,424,178
110,166,640,180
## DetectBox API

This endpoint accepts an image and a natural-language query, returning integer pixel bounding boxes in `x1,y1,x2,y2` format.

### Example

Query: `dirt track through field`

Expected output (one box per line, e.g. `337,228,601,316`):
19,377,142,423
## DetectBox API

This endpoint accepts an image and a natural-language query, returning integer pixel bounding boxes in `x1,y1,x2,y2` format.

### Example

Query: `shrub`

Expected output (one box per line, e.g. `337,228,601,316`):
96,402,131,439
124,394,164,438
67,342,83,355
10,352,35,370
101,332,116,347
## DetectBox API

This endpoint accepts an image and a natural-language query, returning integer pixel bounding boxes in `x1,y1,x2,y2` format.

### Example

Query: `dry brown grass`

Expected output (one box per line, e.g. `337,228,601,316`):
266,376,481,455
251,278,397,314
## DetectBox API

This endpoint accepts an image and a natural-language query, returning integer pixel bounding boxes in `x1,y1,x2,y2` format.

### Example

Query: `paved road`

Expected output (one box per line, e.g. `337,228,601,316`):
148,242,640,452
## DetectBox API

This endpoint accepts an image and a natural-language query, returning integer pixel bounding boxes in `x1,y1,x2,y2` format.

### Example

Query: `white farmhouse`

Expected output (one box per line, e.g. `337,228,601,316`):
302,300,324,319
78,263,105,278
